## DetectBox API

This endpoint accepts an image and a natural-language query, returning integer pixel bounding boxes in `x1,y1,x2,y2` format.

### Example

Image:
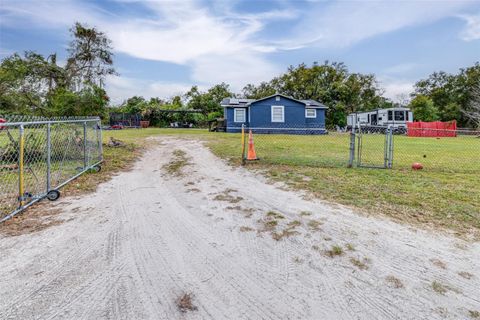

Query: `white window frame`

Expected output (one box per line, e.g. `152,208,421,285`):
305,108,316,118
234,108,246,123
271,105,285,123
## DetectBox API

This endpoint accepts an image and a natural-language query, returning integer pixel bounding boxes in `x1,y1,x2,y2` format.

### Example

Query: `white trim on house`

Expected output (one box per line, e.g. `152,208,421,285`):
305,108,316,118
271,105,284,123
234,108,246,123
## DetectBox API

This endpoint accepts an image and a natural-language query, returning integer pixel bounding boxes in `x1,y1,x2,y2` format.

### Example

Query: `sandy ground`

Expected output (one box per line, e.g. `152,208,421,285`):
0,137,479,320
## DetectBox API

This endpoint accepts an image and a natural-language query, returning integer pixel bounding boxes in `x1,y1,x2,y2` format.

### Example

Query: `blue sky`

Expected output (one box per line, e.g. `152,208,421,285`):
1,0,479,104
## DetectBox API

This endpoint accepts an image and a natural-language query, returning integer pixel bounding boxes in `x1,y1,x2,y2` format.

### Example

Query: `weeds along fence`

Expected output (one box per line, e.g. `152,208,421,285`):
0,116,103,222
240,124,480,173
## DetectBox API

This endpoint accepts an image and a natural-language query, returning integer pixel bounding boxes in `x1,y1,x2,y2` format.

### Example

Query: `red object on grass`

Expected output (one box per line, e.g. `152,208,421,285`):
0,118,6,130
407,120,456,137
412,162,423,170
111,125,123,130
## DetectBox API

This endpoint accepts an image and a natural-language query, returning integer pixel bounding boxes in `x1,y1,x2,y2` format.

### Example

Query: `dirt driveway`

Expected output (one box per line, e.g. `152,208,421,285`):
0,137,479,319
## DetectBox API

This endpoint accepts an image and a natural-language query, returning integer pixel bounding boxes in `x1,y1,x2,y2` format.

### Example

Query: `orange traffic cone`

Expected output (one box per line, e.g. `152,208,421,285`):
247,130,259,160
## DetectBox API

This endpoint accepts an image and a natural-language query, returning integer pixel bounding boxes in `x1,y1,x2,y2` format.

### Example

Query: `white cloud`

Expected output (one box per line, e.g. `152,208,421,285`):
289,0,475,49
378,77,414,103
458,13,480,41
0,0,289,97
1,0,477,103
105,75,197,104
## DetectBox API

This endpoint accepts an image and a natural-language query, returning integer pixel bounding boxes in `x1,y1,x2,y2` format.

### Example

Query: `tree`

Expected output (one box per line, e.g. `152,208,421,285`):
462,84,480,127
0,22,115,118
0,51,66,115
66,22,116,88
409,95,439,122
412,62,480,126
185,83,234,118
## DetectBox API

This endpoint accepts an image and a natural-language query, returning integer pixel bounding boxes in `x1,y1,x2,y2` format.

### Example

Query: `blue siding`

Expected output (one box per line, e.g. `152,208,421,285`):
225,107,248,132
225,95,326,134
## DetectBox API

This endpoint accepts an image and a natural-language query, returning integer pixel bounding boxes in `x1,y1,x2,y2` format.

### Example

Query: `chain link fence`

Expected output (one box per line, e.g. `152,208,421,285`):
0,116,103,222
240,124,480,173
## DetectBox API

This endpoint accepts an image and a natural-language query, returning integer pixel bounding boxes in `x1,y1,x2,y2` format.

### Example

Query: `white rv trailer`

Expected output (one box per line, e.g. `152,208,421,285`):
347,107,413,132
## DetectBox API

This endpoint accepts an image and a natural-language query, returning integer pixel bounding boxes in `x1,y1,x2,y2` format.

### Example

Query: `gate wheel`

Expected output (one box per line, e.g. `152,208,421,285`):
46,190,61,201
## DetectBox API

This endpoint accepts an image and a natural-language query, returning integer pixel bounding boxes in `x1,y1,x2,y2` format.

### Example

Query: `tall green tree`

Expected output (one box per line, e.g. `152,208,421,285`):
409,95,439,122
412,62,480,126
0,51,66,115
0,22,115,118
66,22,116,88
185,83,233,119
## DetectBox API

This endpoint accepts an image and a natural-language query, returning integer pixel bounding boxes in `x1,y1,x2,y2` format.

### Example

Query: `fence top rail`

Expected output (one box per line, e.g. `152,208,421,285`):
0,118,101,127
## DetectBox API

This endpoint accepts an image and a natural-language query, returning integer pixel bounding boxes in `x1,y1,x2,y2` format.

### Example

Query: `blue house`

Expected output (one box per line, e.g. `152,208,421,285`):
221,94,328,134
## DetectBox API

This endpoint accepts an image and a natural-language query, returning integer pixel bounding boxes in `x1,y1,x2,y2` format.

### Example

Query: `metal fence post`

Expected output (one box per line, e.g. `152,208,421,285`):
97,120,103,162
18,124,25,207
241,124,246,165
83,121,87,169
387,128,394,169
348,128,356,168
46,122,51,192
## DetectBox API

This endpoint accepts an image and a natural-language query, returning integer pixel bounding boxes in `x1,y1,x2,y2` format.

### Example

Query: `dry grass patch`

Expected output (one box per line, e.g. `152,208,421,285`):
469,310,480,319
430,258,447,269
176,293,198,313
287,220,301,228
299,211,312,216
431,281,448,295
458,271,474,280
163,149,190,176
271,228,299,241
293,256,303,263
431,280,461,295
213,189,243,204
307,219,322,231
239,226,254,232
350,257,370,270
263,219,278,230
346,243,355,251
0,206,64,237
325,245,344,257
266,211,285,219
385,275,404,289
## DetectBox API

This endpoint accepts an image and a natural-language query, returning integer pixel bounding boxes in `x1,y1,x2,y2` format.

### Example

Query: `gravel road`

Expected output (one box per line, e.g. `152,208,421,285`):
0,137,479,319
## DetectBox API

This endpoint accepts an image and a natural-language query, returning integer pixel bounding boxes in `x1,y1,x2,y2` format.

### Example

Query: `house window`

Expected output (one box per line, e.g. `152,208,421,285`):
388,110,393,121
234,108,246,123
275,96,280,101
305,108,316,118
271,106,284,122
394,111,405,121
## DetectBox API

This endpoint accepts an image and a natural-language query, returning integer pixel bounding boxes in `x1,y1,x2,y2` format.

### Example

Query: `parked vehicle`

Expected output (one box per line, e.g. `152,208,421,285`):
347,107,413,133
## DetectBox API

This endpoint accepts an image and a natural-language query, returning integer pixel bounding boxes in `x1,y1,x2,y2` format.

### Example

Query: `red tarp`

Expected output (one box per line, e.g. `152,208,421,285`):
407,121,457,137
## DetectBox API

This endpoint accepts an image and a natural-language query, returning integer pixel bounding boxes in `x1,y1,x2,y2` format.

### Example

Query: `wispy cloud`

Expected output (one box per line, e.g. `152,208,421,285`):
288,0,475,49
378,76,415,103
105,75,199,104
1,0,478,102
458,13,480,41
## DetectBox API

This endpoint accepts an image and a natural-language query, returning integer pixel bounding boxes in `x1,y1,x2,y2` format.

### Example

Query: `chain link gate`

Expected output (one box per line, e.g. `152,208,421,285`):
355,125,393,169
0,116,103,222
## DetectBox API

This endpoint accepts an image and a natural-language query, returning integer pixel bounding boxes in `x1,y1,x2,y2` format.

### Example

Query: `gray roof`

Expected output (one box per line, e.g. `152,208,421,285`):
301,100,327,108
221,98,255,106
221,94,327,109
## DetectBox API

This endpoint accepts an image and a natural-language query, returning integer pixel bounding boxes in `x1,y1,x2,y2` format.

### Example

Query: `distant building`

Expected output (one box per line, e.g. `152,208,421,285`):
221,94,328,134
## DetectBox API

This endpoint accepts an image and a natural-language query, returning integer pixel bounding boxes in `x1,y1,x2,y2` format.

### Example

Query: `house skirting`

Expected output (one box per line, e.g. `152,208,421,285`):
226,127,328,135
